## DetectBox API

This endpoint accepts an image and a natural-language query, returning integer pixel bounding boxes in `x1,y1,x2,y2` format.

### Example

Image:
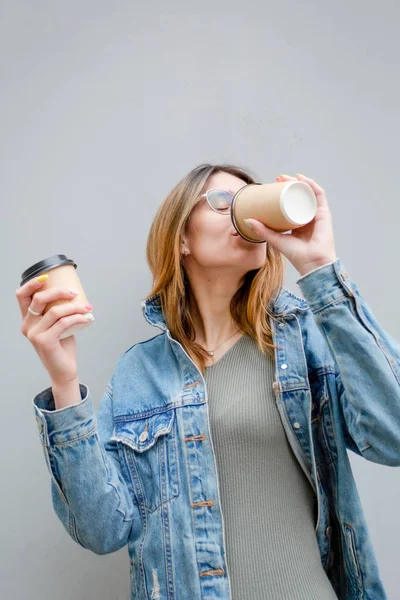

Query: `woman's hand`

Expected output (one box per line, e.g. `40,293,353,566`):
16,278,94,387
245,173,337,277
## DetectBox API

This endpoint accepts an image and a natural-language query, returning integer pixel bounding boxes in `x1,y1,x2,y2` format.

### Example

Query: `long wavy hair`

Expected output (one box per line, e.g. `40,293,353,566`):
143,163,285,374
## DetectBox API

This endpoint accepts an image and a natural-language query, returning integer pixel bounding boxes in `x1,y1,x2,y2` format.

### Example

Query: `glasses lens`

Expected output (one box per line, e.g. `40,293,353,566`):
207,189,234,212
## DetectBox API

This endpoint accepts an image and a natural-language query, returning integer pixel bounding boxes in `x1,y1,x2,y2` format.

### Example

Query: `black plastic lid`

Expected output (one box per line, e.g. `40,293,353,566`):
20,254,77,286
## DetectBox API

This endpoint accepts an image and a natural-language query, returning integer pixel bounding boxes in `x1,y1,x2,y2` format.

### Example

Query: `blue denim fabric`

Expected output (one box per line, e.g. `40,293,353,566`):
33,258,399,599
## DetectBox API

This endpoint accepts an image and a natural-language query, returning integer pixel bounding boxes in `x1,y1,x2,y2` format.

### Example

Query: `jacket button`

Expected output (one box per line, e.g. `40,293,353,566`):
293,422,301,429
139,430,149,442
278,322,284,328
281,363,288,369
325,525,332,537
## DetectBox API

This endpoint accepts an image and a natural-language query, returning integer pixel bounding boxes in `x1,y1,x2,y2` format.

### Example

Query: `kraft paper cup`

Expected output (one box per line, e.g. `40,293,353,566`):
20,254,93,340
231,181,317,242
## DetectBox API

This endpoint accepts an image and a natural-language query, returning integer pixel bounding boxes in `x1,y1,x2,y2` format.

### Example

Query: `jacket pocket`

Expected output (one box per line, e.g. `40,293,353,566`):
111,408,180,512
343,523,364,598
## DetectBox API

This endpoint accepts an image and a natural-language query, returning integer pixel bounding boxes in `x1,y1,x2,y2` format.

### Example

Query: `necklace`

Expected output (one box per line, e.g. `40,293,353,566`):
202,328,241,356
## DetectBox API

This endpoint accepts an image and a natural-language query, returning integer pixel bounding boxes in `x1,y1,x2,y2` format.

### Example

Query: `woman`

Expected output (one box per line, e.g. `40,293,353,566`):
17,163,398,599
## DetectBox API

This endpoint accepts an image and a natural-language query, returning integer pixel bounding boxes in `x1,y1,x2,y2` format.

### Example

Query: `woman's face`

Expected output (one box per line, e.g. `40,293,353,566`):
182,171,267,274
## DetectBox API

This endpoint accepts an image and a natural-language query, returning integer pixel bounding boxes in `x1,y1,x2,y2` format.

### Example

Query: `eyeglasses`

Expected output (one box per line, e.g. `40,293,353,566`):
197,183,266,244
199,188,238,215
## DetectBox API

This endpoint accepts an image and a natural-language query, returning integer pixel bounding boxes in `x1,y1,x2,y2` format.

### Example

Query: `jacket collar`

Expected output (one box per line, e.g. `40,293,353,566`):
141,288,308,331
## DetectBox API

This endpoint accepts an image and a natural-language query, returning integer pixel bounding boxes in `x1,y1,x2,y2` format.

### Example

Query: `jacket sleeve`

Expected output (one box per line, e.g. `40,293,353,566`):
297,258,400,467
32,375,139,554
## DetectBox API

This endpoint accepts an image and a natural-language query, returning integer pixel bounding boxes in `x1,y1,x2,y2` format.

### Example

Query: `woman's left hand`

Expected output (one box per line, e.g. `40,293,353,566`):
245,173,337,277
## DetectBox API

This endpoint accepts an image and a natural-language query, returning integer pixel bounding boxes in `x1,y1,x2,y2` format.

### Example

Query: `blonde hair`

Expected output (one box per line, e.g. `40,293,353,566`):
143,163,284,374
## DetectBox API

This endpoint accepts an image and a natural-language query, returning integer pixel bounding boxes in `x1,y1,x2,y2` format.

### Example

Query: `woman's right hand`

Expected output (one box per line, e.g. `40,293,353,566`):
16,278,94,387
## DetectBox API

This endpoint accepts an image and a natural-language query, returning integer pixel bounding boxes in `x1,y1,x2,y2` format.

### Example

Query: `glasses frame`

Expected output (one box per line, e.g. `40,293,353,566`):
199,183,265,244
199,188,236,215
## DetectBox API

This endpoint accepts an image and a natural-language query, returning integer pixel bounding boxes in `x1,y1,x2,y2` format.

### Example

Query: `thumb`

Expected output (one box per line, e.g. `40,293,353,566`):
244,218,286,249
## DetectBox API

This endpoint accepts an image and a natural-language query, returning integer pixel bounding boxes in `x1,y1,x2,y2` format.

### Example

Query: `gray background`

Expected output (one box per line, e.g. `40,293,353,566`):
1,0,399,598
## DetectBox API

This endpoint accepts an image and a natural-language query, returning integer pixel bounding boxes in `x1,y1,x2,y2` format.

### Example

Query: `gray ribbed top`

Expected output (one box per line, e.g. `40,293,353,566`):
203,333,337,600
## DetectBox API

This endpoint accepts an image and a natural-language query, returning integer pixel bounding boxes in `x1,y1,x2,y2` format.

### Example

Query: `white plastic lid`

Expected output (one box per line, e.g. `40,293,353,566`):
280,181,317,225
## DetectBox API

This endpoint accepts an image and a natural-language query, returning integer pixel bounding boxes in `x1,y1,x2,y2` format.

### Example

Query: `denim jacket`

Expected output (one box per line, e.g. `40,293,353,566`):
32,258,400,600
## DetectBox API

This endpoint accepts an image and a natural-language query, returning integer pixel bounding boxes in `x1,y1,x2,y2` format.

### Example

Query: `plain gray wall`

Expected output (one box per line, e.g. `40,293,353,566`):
2,0,399,598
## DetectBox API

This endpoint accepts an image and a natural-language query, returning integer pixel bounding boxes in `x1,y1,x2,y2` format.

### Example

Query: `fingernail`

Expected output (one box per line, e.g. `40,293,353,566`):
244,218,254,230
84,304,93,310
296,173,305,177
37,274,48,282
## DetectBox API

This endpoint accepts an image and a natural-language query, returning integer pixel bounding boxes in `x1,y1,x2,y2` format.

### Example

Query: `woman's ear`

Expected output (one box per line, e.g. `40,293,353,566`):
180,238,189,258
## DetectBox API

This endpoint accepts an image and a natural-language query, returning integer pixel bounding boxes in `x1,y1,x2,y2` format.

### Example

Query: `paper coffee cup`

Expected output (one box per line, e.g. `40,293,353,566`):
20,254,93,340
231,181,317,242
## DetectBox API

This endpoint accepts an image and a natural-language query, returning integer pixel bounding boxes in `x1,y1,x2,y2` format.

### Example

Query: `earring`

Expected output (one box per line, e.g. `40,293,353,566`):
183,247,189,256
